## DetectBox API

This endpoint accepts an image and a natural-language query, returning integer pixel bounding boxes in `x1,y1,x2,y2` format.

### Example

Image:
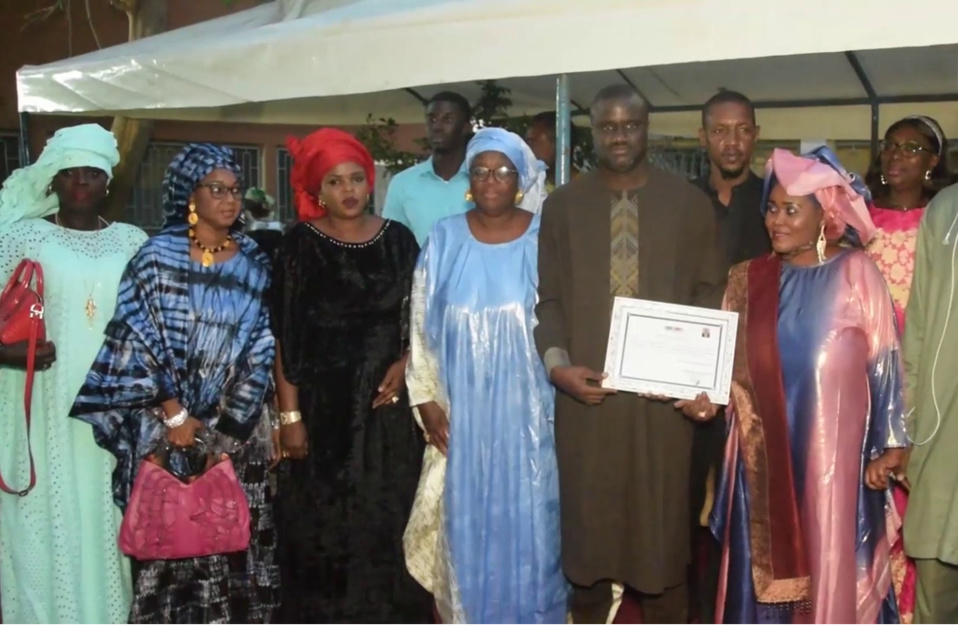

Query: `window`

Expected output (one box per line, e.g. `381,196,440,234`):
128,142,261,233
0,133,22,183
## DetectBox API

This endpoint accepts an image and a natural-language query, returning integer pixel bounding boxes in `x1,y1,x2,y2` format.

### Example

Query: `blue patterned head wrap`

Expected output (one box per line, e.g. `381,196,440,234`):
465,127,547,213
161,143,242,231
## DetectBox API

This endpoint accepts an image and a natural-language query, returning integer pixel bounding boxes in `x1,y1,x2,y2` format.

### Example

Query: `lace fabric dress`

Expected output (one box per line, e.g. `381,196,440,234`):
866,204,924,625
0,218,146,623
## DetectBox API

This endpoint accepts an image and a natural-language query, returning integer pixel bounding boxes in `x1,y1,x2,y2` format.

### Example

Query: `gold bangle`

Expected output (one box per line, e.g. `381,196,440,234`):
279,410,302,425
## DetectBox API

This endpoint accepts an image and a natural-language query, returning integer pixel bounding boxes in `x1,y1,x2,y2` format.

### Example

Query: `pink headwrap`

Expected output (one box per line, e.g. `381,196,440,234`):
765,148,876,245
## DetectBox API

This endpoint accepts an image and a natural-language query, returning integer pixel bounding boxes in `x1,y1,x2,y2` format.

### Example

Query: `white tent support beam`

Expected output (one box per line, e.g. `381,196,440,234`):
614,69,655,111
843,51,879,157
404,88,428,105
645,93,958,114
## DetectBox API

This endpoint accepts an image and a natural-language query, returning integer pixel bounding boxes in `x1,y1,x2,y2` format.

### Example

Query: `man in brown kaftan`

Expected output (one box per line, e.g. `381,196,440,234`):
535,85,726,623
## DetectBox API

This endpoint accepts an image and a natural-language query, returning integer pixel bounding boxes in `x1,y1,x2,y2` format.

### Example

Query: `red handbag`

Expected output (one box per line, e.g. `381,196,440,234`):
119,451,251,560
0,259,46,497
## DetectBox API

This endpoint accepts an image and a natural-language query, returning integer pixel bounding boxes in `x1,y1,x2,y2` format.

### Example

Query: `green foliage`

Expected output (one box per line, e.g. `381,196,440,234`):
359,79,594,174
354,116,429,175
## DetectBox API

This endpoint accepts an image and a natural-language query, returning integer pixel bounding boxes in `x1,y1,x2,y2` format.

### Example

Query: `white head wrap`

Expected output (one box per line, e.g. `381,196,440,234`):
0,123,119,227
465,127,547,214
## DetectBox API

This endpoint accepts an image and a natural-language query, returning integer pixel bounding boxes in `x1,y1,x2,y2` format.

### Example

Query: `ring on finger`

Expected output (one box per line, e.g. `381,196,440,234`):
391,396,399,404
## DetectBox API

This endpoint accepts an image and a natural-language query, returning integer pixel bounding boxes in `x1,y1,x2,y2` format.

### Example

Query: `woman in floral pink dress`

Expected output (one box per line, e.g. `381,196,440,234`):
865,115,951,624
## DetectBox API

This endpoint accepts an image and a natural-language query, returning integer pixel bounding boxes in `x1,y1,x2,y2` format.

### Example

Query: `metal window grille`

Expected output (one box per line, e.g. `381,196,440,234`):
276,147,294,223
128,142,261,233
648,148,710,180
0,133,22,183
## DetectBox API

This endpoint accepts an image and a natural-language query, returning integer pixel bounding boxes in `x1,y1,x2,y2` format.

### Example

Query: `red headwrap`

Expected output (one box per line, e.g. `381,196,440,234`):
286,128,376,221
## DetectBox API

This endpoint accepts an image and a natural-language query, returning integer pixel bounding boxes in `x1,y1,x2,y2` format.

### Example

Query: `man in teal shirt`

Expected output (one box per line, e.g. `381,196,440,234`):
382,92,472,244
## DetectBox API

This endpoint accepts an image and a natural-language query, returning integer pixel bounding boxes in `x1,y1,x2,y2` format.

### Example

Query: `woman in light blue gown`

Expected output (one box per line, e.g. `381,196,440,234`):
403,127,566,623
0,124,147,623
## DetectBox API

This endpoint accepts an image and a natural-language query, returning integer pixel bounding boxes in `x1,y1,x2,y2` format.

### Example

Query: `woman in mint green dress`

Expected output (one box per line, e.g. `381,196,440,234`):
0,124,147,623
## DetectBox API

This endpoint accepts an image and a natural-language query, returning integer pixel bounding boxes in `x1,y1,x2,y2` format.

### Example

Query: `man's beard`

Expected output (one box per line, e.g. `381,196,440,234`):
717,164,747,180
600,150,645,175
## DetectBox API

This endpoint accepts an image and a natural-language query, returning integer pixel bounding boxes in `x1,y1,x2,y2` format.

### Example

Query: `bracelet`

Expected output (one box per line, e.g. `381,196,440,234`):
163,407,188,429
280,410,302,426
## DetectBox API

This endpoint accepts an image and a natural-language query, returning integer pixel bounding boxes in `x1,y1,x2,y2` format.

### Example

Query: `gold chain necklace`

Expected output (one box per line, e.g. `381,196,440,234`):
55,214,107,324
188,227,232,267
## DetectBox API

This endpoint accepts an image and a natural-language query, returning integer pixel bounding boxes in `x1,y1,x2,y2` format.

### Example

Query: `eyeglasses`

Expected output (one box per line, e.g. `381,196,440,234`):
197,182,244,200
470,166,518,182
879,140,930,157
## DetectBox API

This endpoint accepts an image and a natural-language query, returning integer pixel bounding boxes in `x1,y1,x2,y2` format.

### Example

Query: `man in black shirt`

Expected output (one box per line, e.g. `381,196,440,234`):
689,90,771,622
694,91,771,267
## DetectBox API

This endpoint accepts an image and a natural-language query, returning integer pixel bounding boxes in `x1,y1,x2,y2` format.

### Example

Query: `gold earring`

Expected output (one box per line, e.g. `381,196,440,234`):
465,191,473,202
515,190,524,205
816,223,827,264
187,200,199,226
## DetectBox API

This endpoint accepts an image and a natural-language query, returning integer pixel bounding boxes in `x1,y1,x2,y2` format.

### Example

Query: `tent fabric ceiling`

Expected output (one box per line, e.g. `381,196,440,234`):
15,0,958,140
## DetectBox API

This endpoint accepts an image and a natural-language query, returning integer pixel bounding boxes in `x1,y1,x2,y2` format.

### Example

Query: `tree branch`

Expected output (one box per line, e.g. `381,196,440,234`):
84,0,101,48
65,0,72,56
21,0,65,31
101,0,169,221
109,0,138,14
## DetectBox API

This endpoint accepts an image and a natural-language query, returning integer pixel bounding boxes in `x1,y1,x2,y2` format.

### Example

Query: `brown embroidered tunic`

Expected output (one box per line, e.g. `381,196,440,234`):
535,168,726,593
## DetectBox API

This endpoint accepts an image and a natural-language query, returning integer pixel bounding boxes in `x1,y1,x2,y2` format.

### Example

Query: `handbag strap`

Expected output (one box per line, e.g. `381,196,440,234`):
0,259,34,303
0,281,42,497
31,262,44,298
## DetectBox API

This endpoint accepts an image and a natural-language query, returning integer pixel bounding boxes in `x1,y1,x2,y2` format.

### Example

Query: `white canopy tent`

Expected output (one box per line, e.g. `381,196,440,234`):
15,0,958,141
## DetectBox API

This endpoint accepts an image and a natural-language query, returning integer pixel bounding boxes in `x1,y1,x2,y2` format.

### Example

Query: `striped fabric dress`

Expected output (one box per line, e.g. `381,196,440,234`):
70,229,280,624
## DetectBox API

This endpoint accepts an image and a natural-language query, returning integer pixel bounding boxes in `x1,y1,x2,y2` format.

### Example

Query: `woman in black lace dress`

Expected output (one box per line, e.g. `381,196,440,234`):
271,128,431,623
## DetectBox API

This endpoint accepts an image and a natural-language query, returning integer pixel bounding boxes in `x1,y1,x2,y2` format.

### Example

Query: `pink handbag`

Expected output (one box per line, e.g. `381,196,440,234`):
119,452,251,560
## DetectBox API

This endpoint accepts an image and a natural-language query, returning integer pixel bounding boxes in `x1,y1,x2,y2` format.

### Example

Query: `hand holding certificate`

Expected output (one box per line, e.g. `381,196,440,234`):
602,297,738,405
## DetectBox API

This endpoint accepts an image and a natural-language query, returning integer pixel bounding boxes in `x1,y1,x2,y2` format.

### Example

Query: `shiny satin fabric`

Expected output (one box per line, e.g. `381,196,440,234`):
865,202,923,624
713,249,908,624
403,213,566,623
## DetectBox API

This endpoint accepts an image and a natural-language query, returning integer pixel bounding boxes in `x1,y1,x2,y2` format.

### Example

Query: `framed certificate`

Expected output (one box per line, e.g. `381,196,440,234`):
602,297,739,405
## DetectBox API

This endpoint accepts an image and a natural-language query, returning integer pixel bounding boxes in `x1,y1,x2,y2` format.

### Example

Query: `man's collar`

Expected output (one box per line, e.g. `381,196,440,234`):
420,155,468,178
699,169,763,194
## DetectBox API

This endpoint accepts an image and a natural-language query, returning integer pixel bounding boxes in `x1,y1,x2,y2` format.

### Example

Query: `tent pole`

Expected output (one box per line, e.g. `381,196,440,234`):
18,112,31,166
555,74,571,186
